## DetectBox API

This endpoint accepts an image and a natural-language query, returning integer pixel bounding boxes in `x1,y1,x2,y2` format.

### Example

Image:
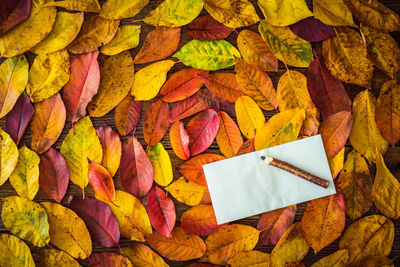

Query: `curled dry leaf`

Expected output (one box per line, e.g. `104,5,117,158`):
114,95,142,136
96,126,121,177
200,224,259,265
147,226,206,261
100,0,149,19
62,50,100,123
227,250,271,267
33,249,81,267
120,136,153,198
134,27,180,64
322,27,374,88
216,111,243,157
290,17,335,43
235,95,265,139
0,0,30,35
339,215,394,264
257,205,297,246
1,196,50,247
88,160,116,203
0,128,18,187
179,154,225,186
89,252,132,267
328,147,345,179
180,204,223,236
166,177,208,206
5,92,34,145
39,148,70,204
143,99,170,146
30,93,66,154
9,146,40,200
203,72,241,103
337,150,373,220
43,0,101,12
40,202,92,259
197,87,236,118
186,109,220,156
0,234,34,267
122,244,168,267
147,143,173,187
237,139,255,155
169,94,208,123
187,15,234,41
258,0,312,27
310,249,349,267
101,25,141,56
170,121,190,160
147,185,176,238
313,0,355,26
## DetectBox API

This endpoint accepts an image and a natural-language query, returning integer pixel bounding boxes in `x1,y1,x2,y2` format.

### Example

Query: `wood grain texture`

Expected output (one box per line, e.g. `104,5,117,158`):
0,0,400,266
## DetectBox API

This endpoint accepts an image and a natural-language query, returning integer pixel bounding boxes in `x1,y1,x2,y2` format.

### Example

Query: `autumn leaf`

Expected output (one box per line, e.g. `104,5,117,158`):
100,25,141,56
5,92,34,145
169,94,208,122
203,72,240,103
60,116,103,196
173,40,241,71
290,17,335,43
258,0,312,26
68,196,120,248
328,147,345,179
197,87,237,118
0,128,18,187
131,60,175,101
375,80,400,145
122,244,168,267
143,99,170,146
313,0,355,26
33,249,82,267
96,126,121,177
372,149,400,219
120,136,154,198
89,252,132,267
349,90,388,164
170,121,190,160
227,251,271,267
100,0,149,19
203,0,260,28
88,160,116,203
1,196,50,247
31,11,84,55
166,177,208,206
9,146,40,200
148,143,173,187
114,95,142,136
43,0,101,12
40,202,92,259
0,0,30,35
347,255,394,267
259,20,313,68
147,185,176,238
187,15,234,41
179,154,225,186
339,215,394,264
257,205,297,246
0,234,34,267
144,0,203,27
180,204,222,236
0,54,28,118
30,93,66,154
235,95,265,139
255,108,305,150
200,224,259,265
311,249,349,267
186,109,220,156
216,111,243,157
237,139,255,155
337,150,373,220
62,50,100,123
134,27,180,64
322,27,374,88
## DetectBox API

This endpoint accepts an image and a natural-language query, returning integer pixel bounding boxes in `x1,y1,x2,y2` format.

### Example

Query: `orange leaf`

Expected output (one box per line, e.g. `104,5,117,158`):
179,154,226,185
169,94,208,123
96,126,121,177
169,121,190,160
227,250,271,266
237,139,255,155
114,95,142,136
88,160,116,203
328,147,345,179
180,204,224,236
143,99,170,146
216,111,243,157
203,73,241,103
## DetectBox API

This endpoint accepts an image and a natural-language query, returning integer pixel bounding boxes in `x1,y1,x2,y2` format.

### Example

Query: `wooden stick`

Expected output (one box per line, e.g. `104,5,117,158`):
261,156,330,189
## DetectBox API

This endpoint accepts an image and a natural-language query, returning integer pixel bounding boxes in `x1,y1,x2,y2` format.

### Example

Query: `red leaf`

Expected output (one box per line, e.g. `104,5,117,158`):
170,121,190,160
5,92,34,145
62,50,100,123
186,109,220,156
187,15,234,40
89,252,132,267
143,99,170,146
203,73,241,103
161,68,208,103
39,148,69,203
68,196,120,248
169,94,208,123
180,204,224,236
120,136,154,198
147,185,176,239
307,55,351,119
197,88,236,118
291,17,335,43
96,125,121,177
114,95,142,136
0,0,30,35
88,160,116,203
237,139,255,155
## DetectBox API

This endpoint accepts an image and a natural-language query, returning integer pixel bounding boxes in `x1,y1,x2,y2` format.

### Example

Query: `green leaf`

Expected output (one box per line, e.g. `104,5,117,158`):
0,234,35,267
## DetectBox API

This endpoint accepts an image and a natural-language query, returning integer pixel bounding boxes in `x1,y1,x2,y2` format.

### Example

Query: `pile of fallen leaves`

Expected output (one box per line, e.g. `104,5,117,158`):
0,0,399,266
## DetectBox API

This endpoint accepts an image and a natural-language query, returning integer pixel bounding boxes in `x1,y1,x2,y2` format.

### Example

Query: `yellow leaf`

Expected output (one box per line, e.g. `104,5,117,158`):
227,250,271,267
0,128,18,187
372,149,400,219
235,95,265,139
271,222,309,267
166,177,207,206
349,90,388,164
26,49,70,103
0,1,57,57
148,143,173,187
9,146,40,200
313,0,355,26
204,0,260,28
1,196,50,247
122,244,168,267
100,190,152,241
200,224,259,265
277,70,320,135
33,249,80,267
60,116,103,195
131,60,175,101
31,11,84,55
258,0,312,26
43,0,100,12
87,51,134,117
255,108,305,150
311,249,349,267
0,234,35,267
101,25,141,56
101,0,149,19
339,215,394,264
0,55,28,118
328,147,344,179
348,255,394,267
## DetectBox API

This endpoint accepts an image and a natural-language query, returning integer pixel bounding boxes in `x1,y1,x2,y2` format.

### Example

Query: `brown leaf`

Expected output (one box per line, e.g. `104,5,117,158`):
203,72,241,103
114,95,142,136
143,99,170,146
0,0,30,35
187,15,234,40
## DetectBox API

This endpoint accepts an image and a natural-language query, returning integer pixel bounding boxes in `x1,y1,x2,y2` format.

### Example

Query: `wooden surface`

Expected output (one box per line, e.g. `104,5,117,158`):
1,0,400,266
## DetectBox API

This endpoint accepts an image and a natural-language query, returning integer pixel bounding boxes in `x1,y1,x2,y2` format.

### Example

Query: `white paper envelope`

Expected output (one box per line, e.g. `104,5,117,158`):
203,135,336,225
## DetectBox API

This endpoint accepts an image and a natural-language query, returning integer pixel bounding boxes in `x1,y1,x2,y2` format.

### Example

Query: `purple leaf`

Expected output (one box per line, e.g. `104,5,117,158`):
291,17,335,43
